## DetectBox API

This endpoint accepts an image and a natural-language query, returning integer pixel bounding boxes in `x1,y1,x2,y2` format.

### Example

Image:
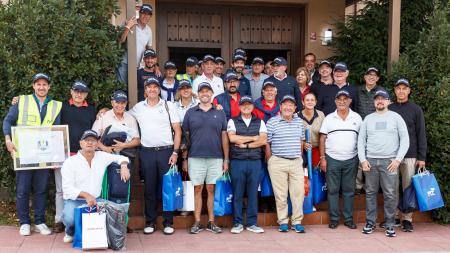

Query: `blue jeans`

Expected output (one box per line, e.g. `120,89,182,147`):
63,198,105,236
230,159,262,226
116,61,128,84
16,169,50,225
326,155,358,222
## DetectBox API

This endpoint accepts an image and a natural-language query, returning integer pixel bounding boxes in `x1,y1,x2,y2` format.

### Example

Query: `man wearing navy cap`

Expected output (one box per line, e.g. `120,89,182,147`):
358,89,409,237
3,73,62,236
389,78,427,233
213,72,243,120
310,60,334,96
137,49,160,102
230,54,251,97
160,61,179,102
214,56,226,79
117,4,154,84
176,56,199,84
264,57,302,111
193,55,224,97
316,61,359,115
319,90,362,230
245,57,269,101
227,96,267,234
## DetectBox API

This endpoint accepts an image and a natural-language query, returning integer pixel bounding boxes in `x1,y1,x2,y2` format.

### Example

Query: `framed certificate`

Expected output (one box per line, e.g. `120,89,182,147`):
11,125,70,170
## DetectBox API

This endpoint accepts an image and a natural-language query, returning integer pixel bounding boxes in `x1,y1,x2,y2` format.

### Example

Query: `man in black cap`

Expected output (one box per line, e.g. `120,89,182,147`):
230,54,251,97
213,72,242,120
137,49,160,102
227,96,267,234
245,57,269,101
117,4,154,84
161,61,179,102
214,56,226,79
264,57,302,110
176,56,199,84
389,78,427,233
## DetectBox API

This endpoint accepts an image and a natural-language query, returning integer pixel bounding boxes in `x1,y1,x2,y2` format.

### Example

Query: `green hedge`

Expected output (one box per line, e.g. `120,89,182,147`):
0,0,124,193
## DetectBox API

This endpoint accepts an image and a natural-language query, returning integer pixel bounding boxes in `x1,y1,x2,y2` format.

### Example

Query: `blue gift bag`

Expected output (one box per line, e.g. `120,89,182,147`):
214,173,233,216
412,168,444,212
261,165,274,197
73,205,100,249
398,184,418,213
312,167,327,204
162,165,183,211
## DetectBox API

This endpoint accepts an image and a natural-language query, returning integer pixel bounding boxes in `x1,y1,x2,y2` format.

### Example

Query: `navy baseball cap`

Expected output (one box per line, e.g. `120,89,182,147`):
232,54,245,62
251,57,264,65
234,48,246,56
239,96,253,105
164,61,177,69
144,77,160,87
280,95,296,104
203,54,215,63
186,56,198,66
224,72,239,82
143,49,157,58
80,130,99,141
365,67,380,76
334,62,348,72
71,80,89,92
335,90,351,99
319,60,332,68
178,79,191,89
262,80,276,89
273,57,287,66
215,56,225,64
111,90,128,102
197,60,203,66
374,89,390,100
33,73,50,83
395,78,410,87
140,4,153,14
197,82,213,93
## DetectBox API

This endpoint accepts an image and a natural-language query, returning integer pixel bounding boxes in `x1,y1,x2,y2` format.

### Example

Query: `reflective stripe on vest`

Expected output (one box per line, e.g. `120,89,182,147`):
17,95,62,126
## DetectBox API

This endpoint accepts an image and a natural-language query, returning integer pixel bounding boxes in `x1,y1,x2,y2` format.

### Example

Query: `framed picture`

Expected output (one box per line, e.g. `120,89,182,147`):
12,125,70,170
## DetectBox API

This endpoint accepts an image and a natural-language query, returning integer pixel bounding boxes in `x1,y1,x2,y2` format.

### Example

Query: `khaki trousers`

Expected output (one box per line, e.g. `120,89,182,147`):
396,158,417,222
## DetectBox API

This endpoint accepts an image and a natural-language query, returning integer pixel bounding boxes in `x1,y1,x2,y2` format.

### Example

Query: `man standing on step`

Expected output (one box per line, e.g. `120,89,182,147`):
358,89,409,238
389,78,427,233
319,90,362,230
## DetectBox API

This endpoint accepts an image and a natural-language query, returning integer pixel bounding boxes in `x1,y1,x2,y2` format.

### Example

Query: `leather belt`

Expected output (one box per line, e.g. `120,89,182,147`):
141,145,173,152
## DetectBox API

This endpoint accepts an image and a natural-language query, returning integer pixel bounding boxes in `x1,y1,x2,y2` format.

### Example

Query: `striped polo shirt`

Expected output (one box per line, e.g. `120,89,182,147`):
267,114,304,159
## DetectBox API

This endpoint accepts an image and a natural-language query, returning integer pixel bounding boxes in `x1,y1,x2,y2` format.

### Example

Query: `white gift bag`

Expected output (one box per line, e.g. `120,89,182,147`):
178,180,195,211
82,211,108,250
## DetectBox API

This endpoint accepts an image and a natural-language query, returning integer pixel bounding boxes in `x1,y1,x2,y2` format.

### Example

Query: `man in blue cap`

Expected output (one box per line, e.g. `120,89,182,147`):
137,49,160,102
245,57,269,101
160,61,179,102
214,56,226,80
227,96,267,234
176,56,199,84
231,54,251,97
193,55,224,97
213,72,243,120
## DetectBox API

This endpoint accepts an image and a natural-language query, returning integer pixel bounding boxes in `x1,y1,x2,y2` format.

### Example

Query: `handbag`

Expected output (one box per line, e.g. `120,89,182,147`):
260,165,274,197
398,183,418,213
312,166,327,204
105,201,130,251
214,172,233,216
106,163,131,204
412,167,445,212
178,174,195,212
73,204,108,250
162,165,183,211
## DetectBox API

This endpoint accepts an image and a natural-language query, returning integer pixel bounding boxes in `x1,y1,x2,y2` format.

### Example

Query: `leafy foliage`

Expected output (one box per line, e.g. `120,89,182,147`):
0,0,124,194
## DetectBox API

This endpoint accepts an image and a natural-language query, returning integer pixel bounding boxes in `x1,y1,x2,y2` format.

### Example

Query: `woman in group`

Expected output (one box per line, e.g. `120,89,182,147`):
296,67,311,100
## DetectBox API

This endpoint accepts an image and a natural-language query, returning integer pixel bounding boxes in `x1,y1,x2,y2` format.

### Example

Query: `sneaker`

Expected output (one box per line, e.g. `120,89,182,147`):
293,224,305,233
206,221,222,234
385,227,397,237
328,221,339,229
380,219,401,229
53,222,65,233
246,225,264,234
344,220,357,229
34,223,52,235
190,222,203,234
163,226,175,235
143,224,156,234
278,224,289,232
362,223,376,234
402,220,414,232
19,224,31,236
231,224,244,234
63,234,73,243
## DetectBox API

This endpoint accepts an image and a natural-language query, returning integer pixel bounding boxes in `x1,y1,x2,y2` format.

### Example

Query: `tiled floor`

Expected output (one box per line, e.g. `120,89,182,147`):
0,223,449,253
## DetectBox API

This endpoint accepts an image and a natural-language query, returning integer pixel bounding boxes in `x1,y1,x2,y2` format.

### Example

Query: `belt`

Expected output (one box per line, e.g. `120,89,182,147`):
278,156,299,160
141,145,173,152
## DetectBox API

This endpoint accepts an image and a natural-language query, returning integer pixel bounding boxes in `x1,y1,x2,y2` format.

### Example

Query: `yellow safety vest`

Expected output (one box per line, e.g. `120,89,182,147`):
16,94,62,126
176,74,192,83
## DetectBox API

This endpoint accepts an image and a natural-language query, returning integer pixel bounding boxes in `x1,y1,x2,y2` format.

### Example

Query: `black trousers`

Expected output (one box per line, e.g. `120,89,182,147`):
140,147,174,226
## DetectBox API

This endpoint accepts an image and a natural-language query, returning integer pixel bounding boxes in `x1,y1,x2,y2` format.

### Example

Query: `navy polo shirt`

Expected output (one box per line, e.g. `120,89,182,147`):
264,75,302,110
137,68,157,102
316,83,359,115
182,105,227,158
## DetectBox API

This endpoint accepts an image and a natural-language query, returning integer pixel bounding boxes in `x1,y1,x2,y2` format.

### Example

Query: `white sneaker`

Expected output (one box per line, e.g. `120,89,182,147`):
63,234,73,243
19,224,31,236
246,225,265,234
143,225,155,234
34,223,52,235
231,224,244,234
163,226,174,235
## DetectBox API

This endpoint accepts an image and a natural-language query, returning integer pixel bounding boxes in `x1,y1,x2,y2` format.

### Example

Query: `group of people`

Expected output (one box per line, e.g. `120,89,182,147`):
2,3,427,243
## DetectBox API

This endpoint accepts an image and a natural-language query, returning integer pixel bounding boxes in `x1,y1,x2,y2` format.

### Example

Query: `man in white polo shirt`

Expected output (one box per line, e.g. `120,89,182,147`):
319,90,362,230
129,77,182,235
192,55,224,97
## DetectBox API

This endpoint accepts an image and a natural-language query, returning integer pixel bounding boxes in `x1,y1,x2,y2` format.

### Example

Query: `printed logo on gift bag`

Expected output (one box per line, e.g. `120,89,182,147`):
176,187,181,197
226,194,233,203
427,188,436,197
322,183,327,192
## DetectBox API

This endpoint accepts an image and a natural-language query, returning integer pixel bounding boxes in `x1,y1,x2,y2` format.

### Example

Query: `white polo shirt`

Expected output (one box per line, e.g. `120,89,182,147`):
192,73,224,98
319,109,362,161
122,24,152,66
129,98,180,147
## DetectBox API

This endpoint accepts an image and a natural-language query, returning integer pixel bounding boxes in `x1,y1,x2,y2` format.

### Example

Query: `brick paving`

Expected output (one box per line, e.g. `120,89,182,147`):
1,223,449,253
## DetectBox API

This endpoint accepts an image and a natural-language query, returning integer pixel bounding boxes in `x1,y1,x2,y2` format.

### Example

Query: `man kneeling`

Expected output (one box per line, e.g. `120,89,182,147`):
61,130,130,243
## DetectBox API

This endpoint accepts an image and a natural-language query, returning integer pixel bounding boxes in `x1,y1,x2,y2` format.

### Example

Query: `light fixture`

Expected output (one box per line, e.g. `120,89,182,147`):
322,29,333,46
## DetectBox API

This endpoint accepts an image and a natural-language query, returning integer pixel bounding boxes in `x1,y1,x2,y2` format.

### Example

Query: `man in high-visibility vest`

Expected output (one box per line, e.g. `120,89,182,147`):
3,73,62,236
176,56,199,84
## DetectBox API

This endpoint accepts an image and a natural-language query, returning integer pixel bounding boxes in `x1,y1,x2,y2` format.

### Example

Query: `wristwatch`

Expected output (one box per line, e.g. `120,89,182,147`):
224,159,230,164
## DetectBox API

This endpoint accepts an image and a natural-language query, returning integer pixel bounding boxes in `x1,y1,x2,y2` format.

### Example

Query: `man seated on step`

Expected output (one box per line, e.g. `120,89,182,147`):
61,130,130,243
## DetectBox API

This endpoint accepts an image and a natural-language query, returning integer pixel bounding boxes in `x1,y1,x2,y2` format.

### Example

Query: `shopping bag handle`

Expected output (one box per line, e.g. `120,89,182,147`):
417,167,429,175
